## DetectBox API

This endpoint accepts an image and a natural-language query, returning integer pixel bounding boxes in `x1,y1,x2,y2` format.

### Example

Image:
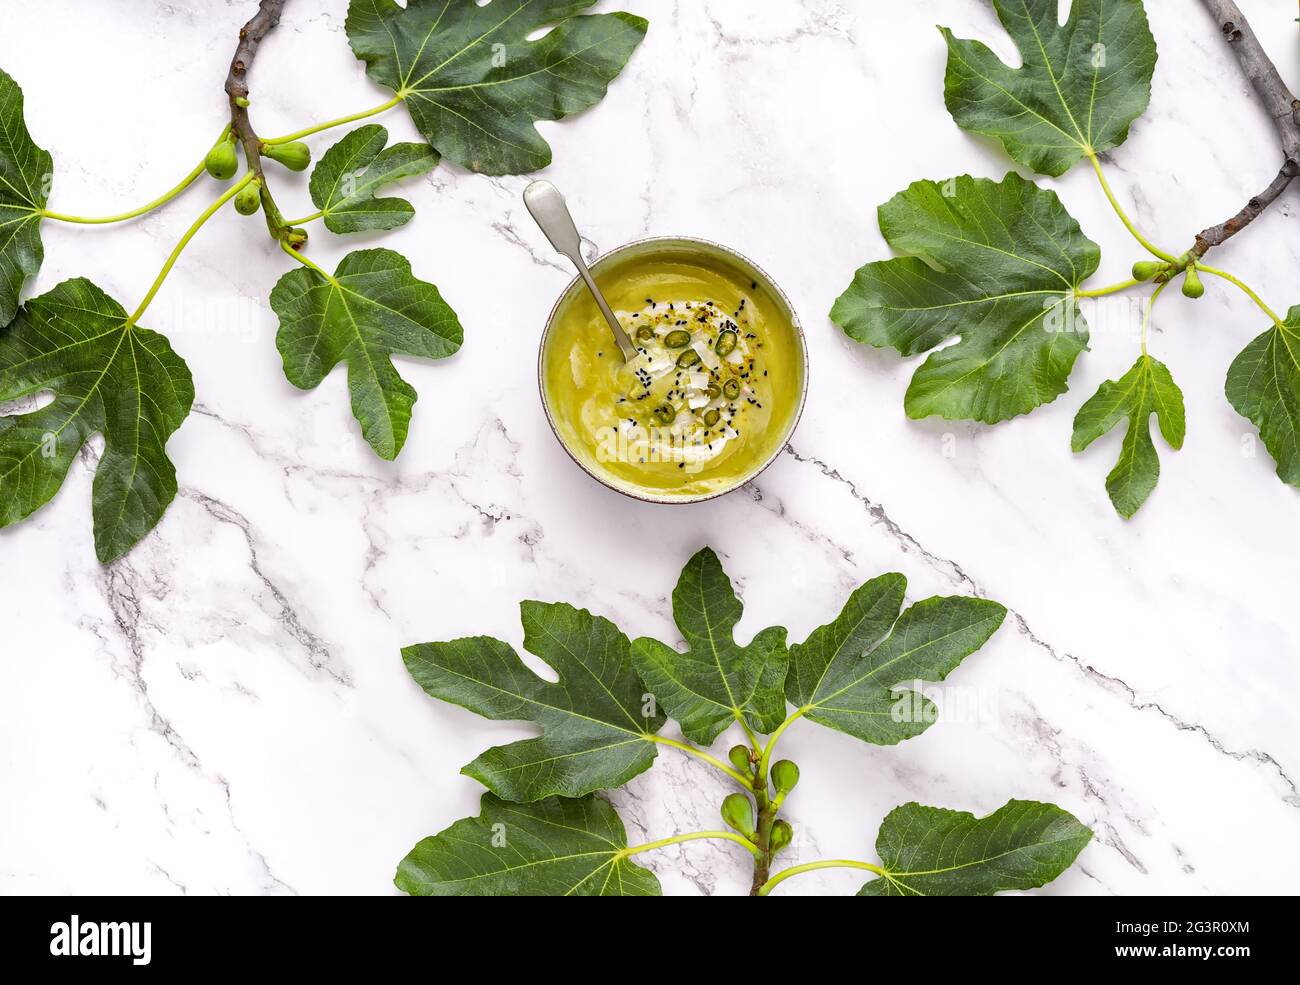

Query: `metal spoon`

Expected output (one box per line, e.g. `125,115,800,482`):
524,180,638,362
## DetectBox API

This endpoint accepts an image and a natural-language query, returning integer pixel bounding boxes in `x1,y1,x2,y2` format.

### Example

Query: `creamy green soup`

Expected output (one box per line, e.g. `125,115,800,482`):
542,243,804,499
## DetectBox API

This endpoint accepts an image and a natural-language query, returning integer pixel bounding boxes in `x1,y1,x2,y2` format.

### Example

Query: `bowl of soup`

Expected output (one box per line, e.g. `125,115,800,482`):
539,238,807,503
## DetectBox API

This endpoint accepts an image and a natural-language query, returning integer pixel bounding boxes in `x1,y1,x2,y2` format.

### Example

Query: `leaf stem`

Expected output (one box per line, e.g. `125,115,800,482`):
41,153,214,225
1087,152,1176,262
758,706,805,785
757,859,886,897
649,735,751,786
719,709,760,750
284,209,325,226
279,239,329,277
262,94,405,145
127,174,254,327
1197,263,1285,326
1075,277,1140,299
619,830,760,861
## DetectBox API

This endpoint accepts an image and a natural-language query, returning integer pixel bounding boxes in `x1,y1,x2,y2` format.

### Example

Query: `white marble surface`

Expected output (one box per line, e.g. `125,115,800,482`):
1,0,1297,896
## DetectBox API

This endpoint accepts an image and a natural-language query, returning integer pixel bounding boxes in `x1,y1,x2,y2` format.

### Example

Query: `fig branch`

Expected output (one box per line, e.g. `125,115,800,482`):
40,0,397,229
1188,0,1300,261
1191,161,1298,260
221,0,305,244
1084,0,1297,324
1198,0,1300,158
730,721,801,896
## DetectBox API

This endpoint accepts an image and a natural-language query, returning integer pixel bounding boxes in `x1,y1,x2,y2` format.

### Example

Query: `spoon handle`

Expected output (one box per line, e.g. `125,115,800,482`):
524,181,638,361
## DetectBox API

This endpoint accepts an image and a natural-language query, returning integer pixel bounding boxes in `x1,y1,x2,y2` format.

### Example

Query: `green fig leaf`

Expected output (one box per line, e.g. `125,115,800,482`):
857,800,1092,896
832,172,1099,423
1226,308,1300,488
309,125,439,234
941,0,1157,177
0,278,193,562
630,547,789,746
786,575,1006,746
0,67,51,325
1072,354,1185,518
270,248,463,460
397,793,661,896
402,601,666,802
345,0,648,175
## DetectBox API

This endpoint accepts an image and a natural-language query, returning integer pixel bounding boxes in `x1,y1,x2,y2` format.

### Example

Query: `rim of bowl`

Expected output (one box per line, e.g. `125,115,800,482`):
537,235,809,505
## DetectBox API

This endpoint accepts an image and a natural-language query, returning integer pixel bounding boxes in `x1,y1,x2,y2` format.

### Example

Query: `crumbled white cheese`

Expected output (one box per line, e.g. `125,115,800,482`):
644,356,675,378
693,340,721,370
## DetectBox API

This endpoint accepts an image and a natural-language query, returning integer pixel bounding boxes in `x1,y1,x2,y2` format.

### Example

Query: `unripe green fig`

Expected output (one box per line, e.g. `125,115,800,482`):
728,745,752,774
234,179,262,216
771,759,800,795
721,793,755,840
263,140,311,172
284,227,309,248
1182,266,1205,299
205,135,238,180
770,820,793,856
1132,260,1164,282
